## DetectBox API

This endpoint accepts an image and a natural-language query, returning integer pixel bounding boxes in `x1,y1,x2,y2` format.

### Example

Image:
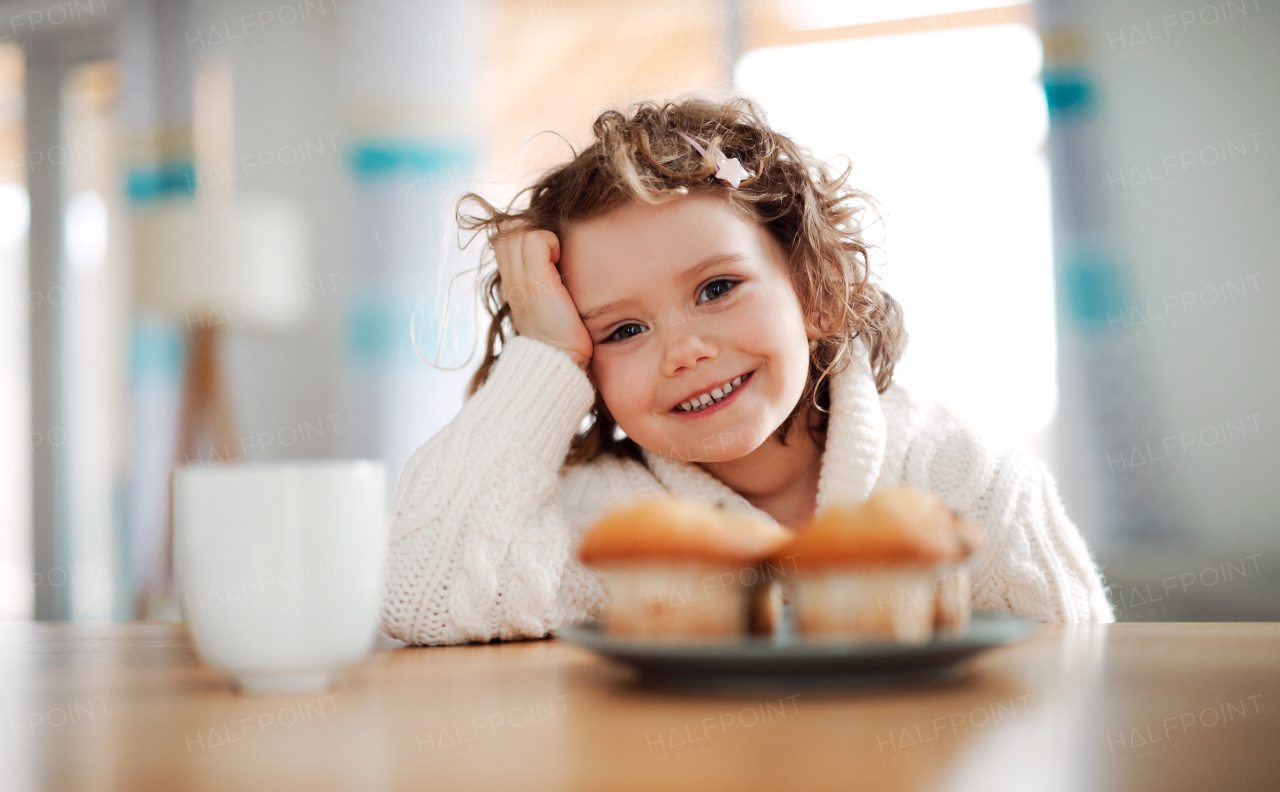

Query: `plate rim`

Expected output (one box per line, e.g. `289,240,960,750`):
555,610,1040,662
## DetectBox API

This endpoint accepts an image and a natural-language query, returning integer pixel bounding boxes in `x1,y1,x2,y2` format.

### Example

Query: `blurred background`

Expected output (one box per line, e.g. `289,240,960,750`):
0,0,1275,623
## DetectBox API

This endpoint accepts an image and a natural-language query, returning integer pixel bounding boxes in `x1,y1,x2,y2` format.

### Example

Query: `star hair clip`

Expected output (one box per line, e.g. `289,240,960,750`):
675,130,753,188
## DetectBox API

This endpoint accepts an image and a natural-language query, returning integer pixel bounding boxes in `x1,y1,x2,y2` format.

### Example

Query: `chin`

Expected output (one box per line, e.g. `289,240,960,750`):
669,428,773,465
696,446,754,465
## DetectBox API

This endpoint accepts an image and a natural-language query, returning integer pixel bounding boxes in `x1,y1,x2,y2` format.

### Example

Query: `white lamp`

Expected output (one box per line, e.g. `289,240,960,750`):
131,194,309,619
134,195,309,331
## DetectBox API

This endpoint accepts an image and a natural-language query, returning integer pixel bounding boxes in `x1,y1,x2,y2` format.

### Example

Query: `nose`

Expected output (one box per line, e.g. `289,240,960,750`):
660,325,717,378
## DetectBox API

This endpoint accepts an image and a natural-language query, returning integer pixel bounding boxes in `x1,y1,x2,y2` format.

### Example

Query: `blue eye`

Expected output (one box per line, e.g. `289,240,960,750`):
605,323,646,343
699,279,738,303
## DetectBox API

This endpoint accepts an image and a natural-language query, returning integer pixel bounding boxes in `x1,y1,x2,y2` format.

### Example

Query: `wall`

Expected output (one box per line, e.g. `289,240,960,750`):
1038,0,1279,618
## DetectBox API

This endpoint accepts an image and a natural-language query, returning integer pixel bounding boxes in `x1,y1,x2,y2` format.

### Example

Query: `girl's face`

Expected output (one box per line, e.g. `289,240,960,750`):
559,193,813,463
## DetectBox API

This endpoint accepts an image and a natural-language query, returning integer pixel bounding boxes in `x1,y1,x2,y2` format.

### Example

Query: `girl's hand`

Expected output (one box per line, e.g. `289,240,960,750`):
494,221,594,372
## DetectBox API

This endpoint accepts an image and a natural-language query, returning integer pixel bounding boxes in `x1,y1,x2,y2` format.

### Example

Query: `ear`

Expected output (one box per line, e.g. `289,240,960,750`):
796,262,840,340
803,303,835,340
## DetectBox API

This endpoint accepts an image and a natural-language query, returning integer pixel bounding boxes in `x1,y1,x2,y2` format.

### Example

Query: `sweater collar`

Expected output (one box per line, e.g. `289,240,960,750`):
639,335,887,521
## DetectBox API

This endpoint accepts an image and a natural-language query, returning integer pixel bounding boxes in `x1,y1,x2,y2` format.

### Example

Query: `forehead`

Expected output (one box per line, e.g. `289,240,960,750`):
559,194,764,289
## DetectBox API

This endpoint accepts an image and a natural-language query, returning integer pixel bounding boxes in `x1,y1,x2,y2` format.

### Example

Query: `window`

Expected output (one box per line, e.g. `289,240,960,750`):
0,44,30,618
737,23,1057,461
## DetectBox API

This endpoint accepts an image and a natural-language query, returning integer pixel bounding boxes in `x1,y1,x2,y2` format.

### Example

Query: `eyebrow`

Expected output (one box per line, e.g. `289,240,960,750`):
577,253,747,324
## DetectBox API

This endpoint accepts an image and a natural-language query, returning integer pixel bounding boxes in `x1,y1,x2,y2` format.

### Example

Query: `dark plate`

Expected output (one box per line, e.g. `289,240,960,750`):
555,611,1039,688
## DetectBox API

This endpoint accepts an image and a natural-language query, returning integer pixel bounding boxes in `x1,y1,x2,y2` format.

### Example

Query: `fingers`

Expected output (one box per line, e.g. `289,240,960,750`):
488,221,591,370
494,225,530,296
499,228,562,304
543,229,562,266
521,229,561,273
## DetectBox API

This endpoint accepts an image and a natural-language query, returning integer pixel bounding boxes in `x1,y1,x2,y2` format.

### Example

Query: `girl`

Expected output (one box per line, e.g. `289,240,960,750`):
380,96,1113,646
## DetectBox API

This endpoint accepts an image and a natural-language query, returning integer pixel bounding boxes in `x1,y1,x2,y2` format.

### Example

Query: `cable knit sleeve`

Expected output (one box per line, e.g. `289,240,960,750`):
969,446,1114,622
901,406,1114,623
378,335,598,645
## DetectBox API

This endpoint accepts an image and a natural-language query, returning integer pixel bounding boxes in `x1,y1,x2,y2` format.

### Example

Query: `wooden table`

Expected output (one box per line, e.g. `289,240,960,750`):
2,622,1277,791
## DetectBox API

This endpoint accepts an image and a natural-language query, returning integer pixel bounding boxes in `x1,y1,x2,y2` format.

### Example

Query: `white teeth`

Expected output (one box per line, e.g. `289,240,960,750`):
677,373,749,412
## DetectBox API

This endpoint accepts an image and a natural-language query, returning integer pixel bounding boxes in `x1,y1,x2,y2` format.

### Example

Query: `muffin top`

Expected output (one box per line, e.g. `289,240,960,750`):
775,487,987,570
578,496,794,566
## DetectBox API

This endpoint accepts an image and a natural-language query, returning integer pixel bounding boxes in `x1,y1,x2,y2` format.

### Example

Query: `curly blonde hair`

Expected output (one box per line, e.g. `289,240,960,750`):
456,94,906,468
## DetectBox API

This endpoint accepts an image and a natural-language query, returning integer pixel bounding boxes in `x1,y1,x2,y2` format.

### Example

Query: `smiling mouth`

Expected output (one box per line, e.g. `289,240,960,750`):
672,370,755,414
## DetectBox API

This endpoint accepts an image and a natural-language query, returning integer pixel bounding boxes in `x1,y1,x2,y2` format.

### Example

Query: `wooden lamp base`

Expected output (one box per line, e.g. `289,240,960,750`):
135,323,240,620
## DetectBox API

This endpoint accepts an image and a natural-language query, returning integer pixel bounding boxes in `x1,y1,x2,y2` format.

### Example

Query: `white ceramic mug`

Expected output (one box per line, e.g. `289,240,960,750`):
173,460,388,694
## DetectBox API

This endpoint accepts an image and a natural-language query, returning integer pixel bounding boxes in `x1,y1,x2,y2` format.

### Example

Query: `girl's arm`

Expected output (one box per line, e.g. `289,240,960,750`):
967,446,1115,622
378,335,599,645
897,400,1114,623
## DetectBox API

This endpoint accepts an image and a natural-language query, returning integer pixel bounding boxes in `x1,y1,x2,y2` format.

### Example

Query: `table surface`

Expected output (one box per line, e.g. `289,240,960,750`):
2,621,1278,792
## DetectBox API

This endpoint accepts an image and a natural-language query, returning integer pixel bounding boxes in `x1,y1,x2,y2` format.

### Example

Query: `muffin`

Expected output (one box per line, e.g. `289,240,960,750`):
578,497,793,637
932,509,987,637
774,488,984,643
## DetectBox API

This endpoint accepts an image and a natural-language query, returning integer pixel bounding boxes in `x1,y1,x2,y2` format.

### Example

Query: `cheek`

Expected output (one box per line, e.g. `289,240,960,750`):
729,287,811,397
720,283,808,352
591,354,654,420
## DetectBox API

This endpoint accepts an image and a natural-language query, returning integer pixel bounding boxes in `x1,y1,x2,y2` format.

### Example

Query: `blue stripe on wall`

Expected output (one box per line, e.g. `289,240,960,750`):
128,316,185,383
125,161,198,205
1043,69,1095,119
347,138,474,181
1060,251,1129,334
345,293,413,366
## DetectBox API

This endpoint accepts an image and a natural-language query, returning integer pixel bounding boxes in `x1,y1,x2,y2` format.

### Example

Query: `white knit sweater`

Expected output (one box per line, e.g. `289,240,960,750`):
380,335,1114,645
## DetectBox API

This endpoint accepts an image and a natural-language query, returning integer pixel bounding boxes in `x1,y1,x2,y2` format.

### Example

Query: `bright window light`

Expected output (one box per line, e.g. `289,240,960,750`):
0,181,29,249
736,24,1057,447
0,180,30,619
783,0,1026,29
64,189,109,271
